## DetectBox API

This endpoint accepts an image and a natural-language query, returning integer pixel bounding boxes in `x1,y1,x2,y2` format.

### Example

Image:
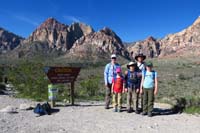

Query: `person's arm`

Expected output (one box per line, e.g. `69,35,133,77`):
111,81,114,94
123,77,126,93
136,72,140,93
124,70,128,92
140,73,144,94
104,64,109,87
154,76,158,95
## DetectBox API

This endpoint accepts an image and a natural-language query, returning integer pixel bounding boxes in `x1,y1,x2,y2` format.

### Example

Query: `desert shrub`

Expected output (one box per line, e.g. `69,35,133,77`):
77,75,104,100
8,60,49,101
178,74,189,80
172,96,200,114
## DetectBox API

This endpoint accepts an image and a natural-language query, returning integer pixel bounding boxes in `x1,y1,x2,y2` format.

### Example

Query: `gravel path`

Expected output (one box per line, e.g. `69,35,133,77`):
0,95,200,133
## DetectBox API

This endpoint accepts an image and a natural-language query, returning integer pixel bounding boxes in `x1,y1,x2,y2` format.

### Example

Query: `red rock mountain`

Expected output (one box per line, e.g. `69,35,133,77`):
26,17,94,51
127,16,200,58
159,16,200,57
2,16,200,59
68,27,130,59
127,36,160,59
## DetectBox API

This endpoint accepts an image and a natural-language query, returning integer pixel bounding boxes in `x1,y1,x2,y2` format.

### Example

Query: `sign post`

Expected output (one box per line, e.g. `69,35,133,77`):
71,82,75,105
44,67,81,106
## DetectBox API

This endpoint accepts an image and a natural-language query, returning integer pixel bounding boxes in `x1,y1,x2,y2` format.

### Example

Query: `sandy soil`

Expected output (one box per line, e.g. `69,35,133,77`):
0,95,200,133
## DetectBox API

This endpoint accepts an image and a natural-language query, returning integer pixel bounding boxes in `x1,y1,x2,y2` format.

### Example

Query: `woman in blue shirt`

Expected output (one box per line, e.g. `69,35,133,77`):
140,62,158,117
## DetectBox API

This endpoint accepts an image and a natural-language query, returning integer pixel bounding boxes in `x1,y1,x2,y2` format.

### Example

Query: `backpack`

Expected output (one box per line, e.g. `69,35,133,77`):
136,62,145,72
34,102,51,116
143,70,156,80
127,70,138,84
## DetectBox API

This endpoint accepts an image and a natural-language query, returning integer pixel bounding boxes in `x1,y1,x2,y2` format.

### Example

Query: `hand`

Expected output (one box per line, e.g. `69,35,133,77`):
124,88,128,92
105,84,108,88
154,89,158,95
137,73,142,77
136,89,139,93
140,89,143,94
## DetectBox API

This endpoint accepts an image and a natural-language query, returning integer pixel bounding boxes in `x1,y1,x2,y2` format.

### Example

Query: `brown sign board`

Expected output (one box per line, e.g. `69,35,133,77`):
44,67,81,84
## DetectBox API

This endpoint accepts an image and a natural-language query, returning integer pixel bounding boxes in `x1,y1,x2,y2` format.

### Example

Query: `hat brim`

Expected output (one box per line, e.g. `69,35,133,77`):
135,55,146,61
127,64,136,69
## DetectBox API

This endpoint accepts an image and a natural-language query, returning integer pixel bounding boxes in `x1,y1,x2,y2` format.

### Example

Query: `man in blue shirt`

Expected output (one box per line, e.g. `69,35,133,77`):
104,54,121,109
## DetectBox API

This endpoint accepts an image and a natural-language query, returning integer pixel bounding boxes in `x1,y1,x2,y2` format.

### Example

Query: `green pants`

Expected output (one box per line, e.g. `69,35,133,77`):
112,93,122,108
143,89,154,114
127,88,139,111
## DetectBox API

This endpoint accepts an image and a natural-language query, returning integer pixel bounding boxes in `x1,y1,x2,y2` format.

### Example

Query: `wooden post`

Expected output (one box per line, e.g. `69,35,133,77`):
51,100,55,107
71,82,75,105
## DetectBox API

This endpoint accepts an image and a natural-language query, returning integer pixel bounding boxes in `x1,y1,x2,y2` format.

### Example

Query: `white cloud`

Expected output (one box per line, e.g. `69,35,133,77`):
63,15,80,22
14,15,39,26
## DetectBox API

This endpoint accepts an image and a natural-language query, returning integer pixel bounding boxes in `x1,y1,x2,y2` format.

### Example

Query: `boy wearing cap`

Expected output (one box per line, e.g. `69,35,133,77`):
104,54,121,109
135,53,146,112
125,61,140,113
140,62,158,117
111,67,125,112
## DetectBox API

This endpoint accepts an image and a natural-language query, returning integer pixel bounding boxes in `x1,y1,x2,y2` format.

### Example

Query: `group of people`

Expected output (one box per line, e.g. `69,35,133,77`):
104,54,158,117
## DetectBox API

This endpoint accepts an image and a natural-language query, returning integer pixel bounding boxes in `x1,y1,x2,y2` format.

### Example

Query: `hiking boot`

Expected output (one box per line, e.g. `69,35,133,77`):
135,110,140,114
142,112,147,116
105,106,109,109
148,112,153,117
127,108,132,113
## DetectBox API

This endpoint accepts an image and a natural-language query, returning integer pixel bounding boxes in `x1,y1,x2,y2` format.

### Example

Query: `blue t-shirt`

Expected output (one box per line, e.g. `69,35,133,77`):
142,70,157,89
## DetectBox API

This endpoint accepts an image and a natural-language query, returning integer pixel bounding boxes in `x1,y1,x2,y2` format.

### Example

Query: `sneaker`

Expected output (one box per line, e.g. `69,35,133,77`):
142,112,147,116
113,107,117,112
118,108,122,112
148,112,153,117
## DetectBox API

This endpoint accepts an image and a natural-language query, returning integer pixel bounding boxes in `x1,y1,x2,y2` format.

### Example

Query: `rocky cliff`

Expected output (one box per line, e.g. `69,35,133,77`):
127,16,200,58
0,28,24,54
26,18,94,52
68,27,130,59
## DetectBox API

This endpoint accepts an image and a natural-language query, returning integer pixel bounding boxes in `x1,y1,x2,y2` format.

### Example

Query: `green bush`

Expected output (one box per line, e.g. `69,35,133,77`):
77,75,104,100
8,60,49,101
184,106,200,114
172,96,200,114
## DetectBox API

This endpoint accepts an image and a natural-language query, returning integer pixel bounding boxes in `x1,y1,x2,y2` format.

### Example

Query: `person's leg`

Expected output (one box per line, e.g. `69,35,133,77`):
140,93,143,112
105,84,112,109
127,88,133,112
142,89,148,115
133,89,139,114
118,93,122,112
112,92,117,112
148,89,154,117
139,79,143,112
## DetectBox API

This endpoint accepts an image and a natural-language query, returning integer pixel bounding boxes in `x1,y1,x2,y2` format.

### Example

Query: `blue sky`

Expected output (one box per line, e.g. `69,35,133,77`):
0,0,200,42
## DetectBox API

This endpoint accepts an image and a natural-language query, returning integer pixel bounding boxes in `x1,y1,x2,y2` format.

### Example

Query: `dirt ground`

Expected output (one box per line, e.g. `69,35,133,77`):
0,95,200,133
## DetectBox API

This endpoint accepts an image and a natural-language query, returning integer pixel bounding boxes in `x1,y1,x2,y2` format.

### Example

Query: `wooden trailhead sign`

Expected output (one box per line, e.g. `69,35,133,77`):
44,67,81,106
44,67,81,84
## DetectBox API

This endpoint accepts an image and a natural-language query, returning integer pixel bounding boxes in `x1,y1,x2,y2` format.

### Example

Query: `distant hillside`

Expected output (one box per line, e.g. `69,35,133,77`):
1,16,200,60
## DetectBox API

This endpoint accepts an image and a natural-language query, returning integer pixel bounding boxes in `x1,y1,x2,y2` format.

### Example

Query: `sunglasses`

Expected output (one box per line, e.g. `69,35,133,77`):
111,57,116,60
